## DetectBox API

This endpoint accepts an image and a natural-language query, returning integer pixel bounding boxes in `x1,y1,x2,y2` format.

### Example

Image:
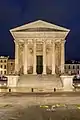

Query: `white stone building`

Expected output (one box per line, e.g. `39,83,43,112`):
5,20,76,92
10,20,70,75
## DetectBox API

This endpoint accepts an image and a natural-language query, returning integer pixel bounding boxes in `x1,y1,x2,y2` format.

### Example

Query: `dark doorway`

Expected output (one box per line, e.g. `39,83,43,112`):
36,56,43,74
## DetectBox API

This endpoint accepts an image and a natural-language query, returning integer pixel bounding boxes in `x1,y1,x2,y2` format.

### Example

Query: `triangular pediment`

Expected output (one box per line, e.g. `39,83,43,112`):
10,20,70,32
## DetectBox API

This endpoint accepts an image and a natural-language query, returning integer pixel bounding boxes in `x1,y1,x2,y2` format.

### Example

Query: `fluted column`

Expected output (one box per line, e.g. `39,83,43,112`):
33,41,36,74
43,41,46,74
52,41,55,74
15,41,19,74
61,41,65,74
23,41,28,74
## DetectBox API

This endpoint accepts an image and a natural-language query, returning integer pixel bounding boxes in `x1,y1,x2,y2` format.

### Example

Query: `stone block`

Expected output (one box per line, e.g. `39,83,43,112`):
61,75,74,91
7,75,19,87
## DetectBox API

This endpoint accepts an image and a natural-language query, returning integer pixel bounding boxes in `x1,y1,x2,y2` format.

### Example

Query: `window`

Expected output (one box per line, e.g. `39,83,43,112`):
4,65,6,69
64,66,66,69
1,65,2,68
4,71,6,74
4,60,6,62
69,65,70,69
77,66,79,69
1,71,2,74
1,60,2,63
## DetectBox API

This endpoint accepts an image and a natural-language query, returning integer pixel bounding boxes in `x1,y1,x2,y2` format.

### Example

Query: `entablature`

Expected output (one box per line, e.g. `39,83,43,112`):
14,37,65,47
12,31,66,40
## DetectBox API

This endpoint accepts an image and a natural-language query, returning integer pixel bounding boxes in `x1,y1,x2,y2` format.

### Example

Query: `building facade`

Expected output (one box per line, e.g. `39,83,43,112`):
0,56,9,75
0,56,14,75
65,64,80,74
10,20,70,75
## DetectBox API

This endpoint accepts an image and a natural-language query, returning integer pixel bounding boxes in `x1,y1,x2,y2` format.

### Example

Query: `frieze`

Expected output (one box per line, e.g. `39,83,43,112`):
14,32,66,39
15,38,63,46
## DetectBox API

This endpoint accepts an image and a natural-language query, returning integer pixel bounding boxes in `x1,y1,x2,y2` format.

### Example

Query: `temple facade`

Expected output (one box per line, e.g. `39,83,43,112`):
10,20,70,75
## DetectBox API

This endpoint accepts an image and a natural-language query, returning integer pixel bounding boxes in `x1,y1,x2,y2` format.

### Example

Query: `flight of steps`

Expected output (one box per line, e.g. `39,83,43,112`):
17,75,63,92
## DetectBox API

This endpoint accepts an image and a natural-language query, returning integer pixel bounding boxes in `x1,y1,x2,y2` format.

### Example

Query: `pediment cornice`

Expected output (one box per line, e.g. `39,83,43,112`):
10,20,70,43
10,20,70,33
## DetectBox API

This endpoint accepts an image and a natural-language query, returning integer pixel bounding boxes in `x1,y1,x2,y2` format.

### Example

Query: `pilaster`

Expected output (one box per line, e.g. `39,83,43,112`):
43,40,46,74
33,40,36,74
61,41,65,74
52,41,55,74
15,41,19,74
23,41,28,74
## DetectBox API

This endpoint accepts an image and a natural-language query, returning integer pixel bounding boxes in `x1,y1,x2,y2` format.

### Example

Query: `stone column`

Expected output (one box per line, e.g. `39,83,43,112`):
15,42,19,74
33,41,36,74
23,41,28,74
43,41,46,74
61,41,65,74
52,41,55,74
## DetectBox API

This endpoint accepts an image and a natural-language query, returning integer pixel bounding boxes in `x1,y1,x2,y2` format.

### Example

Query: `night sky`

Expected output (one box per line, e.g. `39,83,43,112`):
0,0,80,61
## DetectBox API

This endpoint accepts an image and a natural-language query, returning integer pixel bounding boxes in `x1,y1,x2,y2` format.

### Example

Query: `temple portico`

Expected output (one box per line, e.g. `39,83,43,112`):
14,39,66,75
10,20,70,75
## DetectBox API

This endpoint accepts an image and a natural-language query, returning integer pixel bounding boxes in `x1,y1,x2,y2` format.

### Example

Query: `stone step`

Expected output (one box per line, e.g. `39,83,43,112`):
17,75,63,89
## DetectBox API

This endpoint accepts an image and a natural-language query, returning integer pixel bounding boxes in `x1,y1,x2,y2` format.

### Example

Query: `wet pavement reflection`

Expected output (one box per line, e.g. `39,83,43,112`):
17,104,80,120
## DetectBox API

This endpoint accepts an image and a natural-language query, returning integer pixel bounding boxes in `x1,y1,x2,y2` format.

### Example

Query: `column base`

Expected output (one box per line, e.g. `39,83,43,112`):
43,72,46,75
33,72,37,75
24,71,28,75
52,71,55,75
24,73,28,75
43,66,46,75
52,73,55,75
23,70,27,75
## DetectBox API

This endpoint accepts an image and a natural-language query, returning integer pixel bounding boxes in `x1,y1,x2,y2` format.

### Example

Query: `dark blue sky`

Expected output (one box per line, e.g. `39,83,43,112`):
0,0,80,60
